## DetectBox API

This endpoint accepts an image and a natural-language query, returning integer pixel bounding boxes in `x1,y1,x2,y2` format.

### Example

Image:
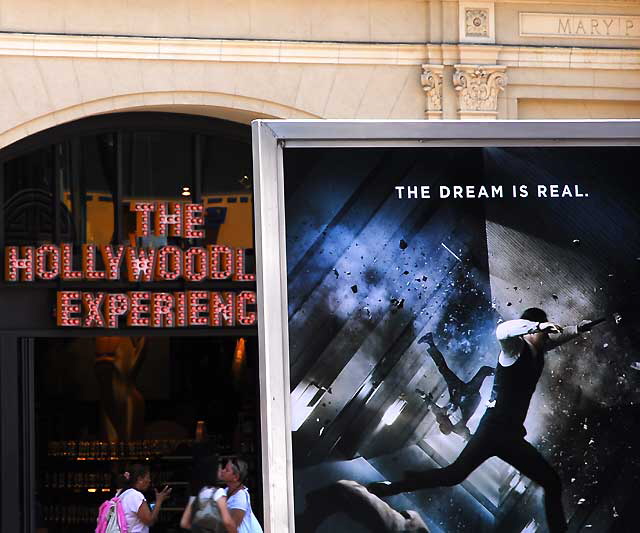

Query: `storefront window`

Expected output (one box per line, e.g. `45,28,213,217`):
35,335,259,532
0,113,260,533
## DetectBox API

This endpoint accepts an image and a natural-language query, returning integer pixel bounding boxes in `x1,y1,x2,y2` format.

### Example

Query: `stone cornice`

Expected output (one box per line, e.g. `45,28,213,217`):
494,0,640,5
0,32,638,70
0,32,427,65
427,43,640,70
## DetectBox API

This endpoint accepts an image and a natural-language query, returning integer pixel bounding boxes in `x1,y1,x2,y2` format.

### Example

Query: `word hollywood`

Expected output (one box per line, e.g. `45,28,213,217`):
4,202,257,328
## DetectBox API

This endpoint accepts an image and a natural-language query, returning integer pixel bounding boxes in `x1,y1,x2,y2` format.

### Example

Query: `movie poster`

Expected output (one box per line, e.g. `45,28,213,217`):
283,146,639,532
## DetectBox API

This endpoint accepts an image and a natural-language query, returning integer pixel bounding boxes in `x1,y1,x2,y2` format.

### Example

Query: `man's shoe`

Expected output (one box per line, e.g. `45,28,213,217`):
366,481,395,498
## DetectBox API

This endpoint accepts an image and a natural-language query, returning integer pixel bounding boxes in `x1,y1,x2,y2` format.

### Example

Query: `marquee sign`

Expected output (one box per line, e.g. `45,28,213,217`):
4,202,256,328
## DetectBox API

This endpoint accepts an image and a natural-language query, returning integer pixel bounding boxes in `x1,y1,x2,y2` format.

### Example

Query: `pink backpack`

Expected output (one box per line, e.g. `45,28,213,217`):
95,490,129,533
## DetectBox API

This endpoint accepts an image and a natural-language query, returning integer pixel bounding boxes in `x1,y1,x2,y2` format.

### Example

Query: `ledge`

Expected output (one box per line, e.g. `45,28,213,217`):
0,32,638,70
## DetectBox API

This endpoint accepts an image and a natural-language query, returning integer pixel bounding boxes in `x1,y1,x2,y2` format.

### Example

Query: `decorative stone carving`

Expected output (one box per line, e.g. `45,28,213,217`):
459,1,495,43
421,65,444,119
453,65,507,119
465,8,489,37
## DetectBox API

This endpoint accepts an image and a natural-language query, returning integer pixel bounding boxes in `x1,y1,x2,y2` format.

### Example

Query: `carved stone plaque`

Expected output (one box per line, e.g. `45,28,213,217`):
466,9,489,37
520,12,640,39
459,2,495,43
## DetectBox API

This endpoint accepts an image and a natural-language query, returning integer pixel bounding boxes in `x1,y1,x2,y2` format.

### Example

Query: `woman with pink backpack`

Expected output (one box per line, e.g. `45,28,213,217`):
96,464,172,533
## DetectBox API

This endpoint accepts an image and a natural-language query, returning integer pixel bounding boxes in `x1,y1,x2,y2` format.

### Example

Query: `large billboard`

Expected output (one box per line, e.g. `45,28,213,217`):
252,122,640,533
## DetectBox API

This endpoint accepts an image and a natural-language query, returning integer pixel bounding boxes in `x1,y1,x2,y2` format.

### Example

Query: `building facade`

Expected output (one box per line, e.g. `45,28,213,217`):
0,0,639,150
0,2,638,532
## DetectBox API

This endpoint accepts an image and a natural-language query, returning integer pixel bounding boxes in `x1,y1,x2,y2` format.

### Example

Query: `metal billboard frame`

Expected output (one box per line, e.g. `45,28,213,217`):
250,119,640,533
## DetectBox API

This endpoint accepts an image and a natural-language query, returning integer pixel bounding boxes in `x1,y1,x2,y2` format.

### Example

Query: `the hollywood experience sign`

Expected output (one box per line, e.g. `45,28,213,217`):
4,202,256,328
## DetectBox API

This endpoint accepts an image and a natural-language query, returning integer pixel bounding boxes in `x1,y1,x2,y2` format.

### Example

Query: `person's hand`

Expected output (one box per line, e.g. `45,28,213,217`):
213,487,226,502
539,322,563,334
155,485,172,504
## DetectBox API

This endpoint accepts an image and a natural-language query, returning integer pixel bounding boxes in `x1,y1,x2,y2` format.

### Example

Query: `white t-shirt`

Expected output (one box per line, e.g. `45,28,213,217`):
226,487,262,533
119,488,148,533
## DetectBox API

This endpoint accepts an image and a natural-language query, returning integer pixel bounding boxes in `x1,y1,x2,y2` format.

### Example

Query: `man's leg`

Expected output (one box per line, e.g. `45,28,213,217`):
418,332,464,399
497,439,567,533
369,430,493,497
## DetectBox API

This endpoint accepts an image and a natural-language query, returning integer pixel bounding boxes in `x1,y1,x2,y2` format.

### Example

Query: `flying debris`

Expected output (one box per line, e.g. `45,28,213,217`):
238,175,251,189
552,294,559,301
390,298,405,313
351,285,358,294
630,362,640,371
403,271,409,275
440,242,462,262
614,313,622,324
332,268,339,279
399,239,408,250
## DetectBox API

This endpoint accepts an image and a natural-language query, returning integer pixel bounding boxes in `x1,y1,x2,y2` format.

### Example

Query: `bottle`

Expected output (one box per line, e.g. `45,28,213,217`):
195,420,207,442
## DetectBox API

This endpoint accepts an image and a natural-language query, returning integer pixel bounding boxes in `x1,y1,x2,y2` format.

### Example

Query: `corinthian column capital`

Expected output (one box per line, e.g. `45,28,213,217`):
453,64,507,119
421,64,444,120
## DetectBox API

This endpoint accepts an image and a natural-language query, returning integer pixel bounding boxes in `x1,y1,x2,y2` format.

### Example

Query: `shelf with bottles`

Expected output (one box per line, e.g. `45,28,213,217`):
43,504,100,527
43,504,180,529
47,439,196,461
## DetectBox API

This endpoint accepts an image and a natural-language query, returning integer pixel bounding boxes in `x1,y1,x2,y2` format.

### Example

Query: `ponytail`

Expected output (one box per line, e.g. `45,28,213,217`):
119,464,149,490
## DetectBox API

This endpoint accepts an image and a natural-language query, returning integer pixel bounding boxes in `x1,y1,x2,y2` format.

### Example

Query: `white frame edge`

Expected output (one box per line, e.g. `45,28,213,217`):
251,119,640,533
252,121,294,533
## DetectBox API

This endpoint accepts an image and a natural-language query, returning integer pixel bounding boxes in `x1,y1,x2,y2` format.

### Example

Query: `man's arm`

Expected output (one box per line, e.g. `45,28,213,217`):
496,319,541,341
545,324,581,350
496,319,539,366
496,319,562,365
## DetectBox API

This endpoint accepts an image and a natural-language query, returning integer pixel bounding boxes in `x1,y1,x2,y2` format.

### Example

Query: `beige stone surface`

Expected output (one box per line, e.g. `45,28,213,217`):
356,66,416,118
388,68,426,118
0,1,638,147
0,0,429,43
518,98,640,119
323,65,377,118
74,58,115,102
294,64,340,117
0,67,26,126
34,58,82,110
0,57,52,118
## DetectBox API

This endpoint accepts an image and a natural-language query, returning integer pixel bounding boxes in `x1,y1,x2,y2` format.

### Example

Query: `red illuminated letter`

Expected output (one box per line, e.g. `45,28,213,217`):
5,246,35,282
184,204,205,239
131,202,155,237
57,291,82,326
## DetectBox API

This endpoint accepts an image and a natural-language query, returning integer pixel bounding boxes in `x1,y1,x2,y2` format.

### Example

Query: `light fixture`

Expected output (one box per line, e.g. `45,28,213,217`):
382,397,407,426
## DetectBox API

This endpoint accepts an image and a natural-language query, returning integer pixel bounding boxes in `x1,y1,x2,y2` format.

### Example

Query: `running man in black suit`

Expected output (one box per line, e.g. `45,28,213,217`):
371,308,595,533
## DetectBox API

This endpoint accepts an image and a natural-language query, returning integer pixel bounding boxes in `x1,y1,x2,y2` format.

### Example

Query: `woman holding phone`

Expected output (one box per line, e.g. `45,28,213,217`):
118,464,172,532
